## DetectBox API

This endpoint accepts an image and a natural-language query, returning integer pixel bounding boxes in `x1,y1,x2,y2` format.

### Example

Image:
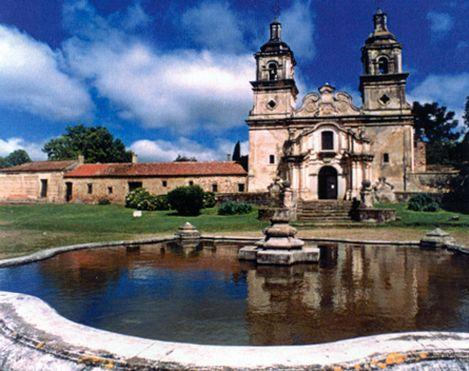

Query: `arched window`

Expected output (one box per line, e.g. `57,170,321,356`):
268,62,278,81
321,131,334,150
377,57,389,75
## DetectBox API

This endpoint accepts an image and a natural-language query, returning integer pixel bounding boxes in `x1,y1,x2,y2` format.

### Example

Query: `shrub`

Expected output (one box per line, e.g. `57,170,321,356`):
407,194,440,212
203,192,217,208
125,188,170,211
98,198,111,205
218,201,252,215
154,194,170,210
167,185,205,216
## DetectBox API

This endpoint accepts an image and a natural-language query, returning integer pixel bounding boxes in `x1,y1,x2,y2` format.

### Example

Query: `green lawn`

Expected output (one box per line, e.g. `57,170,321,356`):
0,203,467,259
0,204,267,258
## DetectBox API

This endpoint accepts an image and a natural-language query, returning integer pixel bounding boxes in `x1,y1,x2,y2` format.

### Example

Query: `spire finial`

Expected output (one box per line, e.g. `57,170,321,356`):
274,0,281,20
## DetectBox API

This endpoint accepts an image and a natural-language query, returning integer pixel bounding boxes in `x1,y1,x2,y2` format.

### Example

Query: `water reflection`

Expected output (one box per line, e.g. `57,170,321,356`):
0,241,467,346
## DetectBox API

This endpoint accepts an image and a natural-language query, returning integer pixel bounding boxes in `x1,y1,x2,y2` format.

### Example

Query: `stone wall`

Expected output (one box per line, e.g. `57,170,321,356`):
0,172,66,203
247,127,289,192
363,123,414,192
65,175,247,204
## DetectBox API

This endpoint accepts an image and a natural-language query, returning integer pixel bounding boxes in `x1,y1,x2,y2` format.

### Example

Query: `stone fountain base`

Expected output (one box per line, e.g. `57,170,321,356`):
238,208,319,266
239,245,319,265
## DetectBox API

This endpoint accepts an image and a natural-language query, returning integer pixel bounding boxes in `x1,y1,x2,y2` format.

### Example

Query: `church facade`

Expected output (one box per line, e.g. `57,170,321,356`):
247,10,418,202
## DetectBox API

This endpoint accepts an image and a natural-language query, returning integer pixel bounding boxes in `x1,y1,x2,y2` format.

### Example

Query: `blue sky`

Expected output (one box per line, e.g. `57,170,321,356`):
0,0,468,161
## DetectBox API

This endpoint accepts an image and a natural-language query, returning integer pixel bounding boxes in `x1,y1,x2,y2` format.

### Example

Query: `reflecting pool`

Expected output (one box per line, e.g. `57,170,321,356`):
0,242,467,345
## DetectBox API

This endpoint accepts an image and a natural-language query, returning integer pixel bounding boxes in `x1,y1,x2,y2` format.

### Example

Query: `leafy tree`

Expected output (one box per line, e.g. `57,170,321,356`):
0,149,31,168
174,154,197,162
43,125,132,163
7,149,31,166
412,102,464,165
232,141,241,162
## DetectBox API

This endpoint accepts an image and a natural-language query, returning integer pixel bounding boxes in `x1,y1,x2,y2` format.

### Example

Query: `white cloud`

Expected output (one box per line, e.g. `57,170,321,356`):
0,138,46,160
182,2,244,52
409,73,469,129
409,73,469,109
0,25,92,122
63,33,254,133
130,138,248,162
426,12,454,36
281,0,315,61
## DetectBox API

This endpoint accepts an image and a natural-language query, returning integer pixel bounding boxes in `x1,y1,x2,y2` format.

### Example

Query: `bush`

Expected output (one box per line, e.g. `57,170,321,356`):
125,188,170,211
98,198,111,205
167,185,205,216
218,201,252,215
203,192,217,208
408,194,440,212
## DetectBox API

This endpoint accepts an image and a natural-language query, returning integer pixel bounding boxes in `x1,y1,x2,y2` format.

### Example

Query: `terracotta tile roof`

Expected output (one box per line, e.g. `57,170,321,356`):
64,161,247,178
0,160,77,173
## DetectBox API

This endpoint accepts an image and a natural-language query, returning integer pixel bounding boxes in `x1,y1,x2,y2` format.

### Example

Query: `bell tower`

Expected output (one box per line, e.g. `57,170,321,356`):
360,9,411,114
249,18,298,118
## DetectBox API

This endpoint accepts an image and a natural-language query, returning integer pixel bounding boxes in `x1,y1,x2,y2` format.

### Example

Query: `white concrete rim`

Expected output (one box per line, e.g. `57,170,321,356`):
0,291,468,370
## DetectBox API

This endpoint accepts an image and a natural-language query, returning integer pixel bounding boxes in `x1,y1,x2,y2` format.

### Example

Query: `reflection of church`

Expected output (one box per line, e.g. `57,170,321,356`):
247,10,417,202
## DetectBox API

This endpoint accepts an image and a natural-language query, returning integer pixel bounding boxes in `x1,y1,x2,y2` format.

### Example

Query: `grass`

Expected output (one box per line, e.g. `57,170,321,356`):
0,203,467,259
0,204,267,258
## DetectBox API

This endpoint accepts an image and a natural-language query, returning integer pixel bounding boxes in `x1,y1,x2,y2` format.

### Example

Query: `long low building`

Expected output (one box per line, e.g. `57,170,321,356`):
0,160,248,204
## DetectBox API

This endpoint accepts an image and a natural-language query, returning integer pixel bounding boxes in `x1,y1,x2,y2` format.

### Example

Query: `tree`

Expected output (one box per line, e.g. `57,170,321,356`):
232,141,241,162
43,125,132,163
0,149,31,168
174,154,197,162
412,102,464,165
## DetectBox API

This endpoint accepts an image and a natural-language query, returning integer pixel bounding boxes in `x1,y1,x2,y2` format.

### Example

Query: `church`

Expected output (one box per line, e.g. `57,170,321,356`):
0,10,428,210
247,9,420,203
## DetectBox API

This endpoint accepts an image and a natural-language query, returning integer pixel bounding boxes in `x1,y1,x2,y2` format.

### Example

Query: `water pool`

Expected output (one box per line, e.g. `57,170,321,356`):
0,241,467,346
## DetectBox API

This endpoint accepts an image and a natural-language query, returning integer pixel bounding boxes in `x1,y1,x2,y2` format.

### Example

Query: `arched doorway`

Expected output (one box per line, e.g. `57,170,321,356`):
318,166,338,199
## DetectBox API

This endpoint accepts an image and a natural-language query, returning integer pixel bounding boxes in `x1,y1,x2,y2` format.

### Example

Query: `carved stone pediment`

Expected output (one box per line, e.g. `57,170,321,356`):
295,84,360,117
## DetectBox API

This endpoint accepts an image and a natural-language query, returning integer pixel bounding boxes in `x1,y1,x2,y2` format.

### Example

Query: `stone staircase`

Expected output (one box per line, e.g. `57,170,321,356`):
295,200,353,225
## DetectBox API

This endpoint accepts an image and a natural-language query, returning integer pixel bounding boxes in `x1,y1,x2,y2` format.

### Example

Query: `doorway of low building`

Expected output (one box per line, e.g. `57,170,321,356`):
318,166,338,199
65,182,73,202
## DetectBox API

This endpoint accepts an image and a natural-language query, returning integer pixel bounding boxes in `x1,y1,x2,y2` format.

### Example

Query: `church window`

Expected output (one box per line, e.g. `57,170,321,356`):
212,184,218,193
87,183,93,194
383,153,390,164
268,62,278,81
379,94,391,105
189,180,194,186
108,186,113,194
267,100,277,109
321,131,334,150
377,57,389,75
162,180,167,187
238,183,245,192
269,154,275,164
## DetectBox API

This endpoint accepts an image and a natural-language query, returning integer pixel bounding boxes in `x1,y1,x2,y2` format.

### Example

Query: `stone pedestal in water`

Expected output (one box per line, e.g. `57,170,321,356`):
175,222,201,255
238,209,319,265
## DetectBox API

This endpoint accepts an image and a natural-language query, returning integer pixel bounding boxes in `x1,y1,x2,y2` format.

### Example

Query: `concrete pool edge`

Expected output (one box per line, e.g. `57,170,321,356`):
0,291,468,370
0,234,424,269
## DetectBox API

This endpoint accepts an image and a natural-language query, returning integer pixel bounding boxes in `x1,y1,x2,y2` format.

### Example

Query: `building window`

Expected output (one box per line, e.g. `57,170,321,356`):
128,181,142,192
321,131,334,150
377,57,389,75
87,183,93,194
212,184,218,193
238,183,245,192
269,154,275,164
40,179,48,198
189,180,194,186
383,153,390,164
268,62,278,81
108,186,113,194
162,180,168,187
